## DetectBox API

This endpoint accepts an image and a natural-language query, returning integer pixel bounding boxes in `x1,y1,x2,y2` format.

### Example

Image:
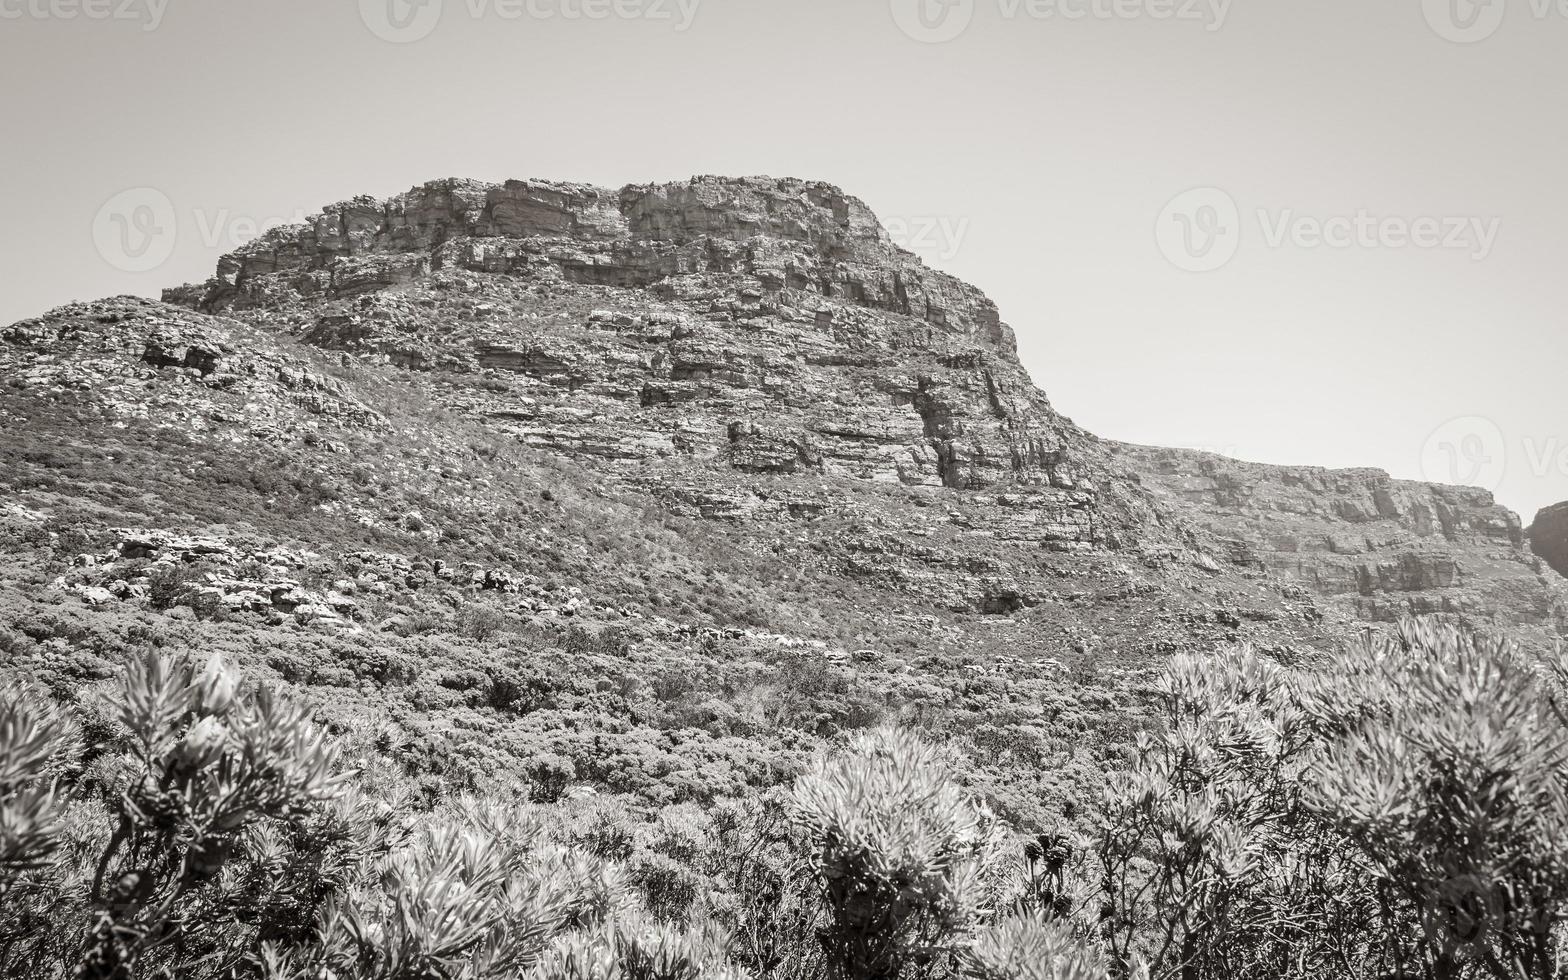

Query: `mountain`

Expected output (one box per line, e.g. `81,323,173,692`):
3,174,1564,823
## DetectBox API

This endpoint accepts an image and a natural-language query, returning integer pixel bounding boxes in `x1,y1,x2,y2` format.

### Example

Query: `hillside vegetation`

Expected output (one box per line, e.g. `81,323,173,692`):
3,175,1566,978
6,619,1568,980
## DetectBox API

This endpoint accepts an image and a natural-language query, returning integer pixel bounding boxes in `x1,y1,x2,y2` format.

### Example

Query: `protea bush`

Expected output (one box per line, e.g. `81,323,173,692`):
1306,620,1568,980
0,651,350,978
6,618,1568,980
966,915,1111,980
0,687,73,877
789,728,1006,980
0,650,754,980
1095,644,1361,979
533,912,750,980
789,728,1109,980
1099,619,1568,980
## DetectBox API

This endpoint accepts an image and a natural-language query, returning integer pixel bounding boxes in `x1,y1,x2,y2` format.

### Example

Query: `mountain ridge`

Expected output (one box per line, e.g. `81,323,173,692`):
3,173,1558,656
169,175,1021,359
3,171,1565,837
3,174,1568,711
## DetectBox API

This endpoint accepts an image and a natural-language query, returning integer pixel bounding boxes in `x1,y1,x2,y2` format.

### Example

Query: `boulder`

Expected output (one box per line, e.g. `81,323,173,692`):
1531,502,1568,579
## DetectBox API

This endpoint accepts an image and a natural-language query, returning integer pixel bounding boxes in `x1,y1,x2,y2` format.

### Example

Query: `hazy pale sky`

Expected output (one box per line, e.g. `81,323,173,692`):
2,0,1564,521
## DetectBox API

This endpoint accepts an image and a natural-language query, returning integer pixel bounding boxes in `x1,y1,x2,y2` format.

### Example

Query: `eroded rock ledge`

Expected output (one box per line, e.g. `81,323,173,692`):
1531,502,1568,579
173,176,1017,356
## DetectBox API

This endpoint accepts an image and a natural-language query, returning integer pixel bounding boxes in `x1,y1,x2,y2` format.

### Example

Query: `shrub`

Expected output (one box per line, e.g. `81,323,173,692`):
460,605,510,641
1306,621,1568,980
315,819,583,979
145,561,219,616
0,690,74,878
968,916,1110,980
790,728,1007,980
534,911,748,980
1097,619,1568,980
1,652,346,978
528,753,577,803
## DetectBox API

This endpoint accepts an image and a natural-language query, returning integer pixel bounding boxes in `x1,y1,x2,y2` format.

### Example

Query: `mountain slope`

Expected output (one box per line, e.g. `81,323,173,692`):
2,174,1562,825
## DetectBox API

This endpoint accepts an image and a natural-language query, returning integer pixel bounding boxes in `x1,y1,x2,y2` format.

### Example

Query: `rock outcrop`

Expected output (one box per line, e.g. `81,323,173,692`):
3,173,1561,660
190,177,1016,354
1115,445,1566,637
170,176,1167,565
1531,502,1568,580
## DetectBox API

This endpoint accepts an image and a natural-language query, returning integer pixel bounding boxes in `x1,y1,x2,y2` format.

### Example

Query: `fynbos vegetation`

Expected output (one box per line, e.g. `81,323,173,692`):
4,620,1567,979
4,175,1566,980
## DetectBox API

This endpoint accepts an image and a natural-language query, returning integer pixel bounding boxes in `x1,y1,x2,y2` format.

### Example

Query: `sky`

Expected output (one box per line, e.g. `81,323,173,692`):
2,0,1564,522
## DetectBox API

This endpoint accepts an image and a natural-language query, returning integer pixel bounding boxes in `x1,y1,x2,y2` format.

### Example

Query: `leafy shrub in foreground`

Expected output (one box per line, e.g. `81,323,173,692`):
1307,622,1568,980
0,651,763,980
790,729,1102,980
0,652,351,977
1097,619,1568,980
967,915,1112,980
11,615,1567,980
0,691,74,877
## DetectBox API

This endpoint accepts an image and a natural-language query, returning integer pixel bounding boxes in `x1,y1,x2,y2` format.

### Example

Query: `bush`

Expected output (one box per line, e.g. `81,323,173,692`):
1097,619,1568,980
790,728,1008,980
145,562,216,614
10,612,1566,980
968,916,1110,980
1,652,345,977
460,605,510,641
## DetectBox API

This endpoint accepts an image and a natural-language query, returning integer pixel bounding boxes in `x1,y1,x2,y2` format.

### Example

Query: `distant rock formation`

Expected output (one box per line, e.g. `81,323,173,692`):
1531,502,1568,579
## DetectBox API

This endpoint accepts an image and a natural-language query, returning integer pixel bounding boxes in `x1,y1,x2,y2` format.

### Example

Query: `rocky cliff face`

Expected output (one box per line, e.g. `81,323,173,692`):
5,174,1563,662
1531,502,1568,580
1115,446,1566,639
184,177,1016,354
172,176,1176,562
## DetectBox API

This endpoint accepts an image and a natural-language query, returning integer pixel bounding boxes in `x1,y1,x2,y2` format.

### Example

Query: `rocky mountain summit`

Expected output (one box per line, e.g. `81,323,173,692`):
4,172,1567,836
5,173,1566,679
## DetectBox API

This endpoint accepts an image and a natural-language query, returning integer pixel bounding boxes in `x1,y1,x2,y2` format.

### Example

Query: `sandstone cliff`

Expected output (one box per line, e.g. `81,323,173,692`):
4,174,1561,665
1115,445,1567,639
1531,501,1568,580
